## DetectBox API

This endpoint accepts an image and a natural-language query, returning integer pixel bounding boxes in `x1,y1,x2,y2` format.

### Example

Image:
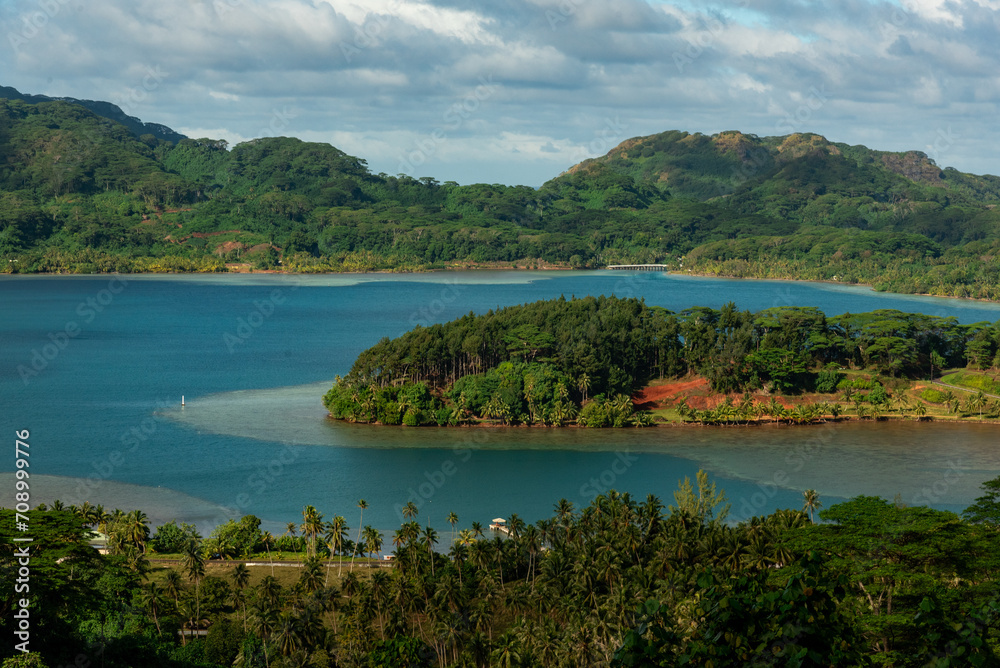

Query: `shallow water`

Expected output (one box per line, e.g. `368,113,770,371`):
2,271,998,536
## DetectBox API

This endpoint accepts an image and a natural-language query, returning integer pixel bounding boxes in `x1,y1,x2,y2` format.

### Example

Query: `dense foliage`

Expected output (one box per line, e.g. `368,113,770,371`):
4,98,1000,298
324,296,1000,425
5,473,1000,667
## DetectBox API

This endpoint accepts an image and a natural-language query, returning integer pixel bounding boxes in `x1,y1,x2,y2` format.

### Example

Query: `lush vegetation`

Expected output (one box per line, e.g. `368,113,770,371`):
4,97,1000,298
323,295,1000,426
5,473,1000,667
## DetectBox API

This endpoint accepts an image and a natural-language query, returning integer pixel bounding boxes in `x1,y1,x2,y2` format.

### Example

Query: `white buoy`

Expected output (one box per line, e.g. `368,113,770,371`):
181,395,185,406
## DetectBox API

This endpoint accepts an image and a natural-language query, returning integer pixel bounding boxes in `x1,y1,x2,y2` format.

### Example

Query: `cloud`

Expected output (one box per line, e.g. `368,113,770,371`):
0,0,997,183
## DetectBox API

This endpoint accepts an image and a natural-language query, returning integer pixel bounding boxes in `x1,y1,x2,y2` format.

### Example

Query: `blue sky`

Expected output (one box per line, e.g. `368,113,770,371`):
1,0,998,186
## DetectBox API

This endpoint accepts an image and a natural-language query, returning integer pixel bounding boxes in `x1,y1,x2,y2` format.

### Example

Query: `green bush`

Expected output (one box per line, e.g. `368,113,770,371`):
435,407,451,426
402,408,422,427
921,388,947,403
816,369,844,393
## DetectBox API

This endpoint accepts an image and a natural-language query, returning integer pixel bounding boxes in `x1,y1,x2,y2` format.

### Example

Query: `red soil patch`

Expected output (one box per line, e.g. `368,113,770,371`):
214,241,246,255
633,378,710,408
632,376,796,411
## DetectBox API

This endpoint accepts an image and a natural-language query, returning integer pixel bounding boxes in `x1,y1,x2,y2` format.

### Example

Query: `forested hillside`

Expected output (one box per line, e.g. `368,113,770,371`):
2,94,1000,298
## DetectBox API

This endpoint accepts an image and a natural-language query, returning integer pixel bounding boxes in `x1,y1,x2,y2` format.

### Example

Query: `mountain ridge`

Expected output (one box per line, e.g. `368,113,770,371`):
1,94,998,299
0,84,186,144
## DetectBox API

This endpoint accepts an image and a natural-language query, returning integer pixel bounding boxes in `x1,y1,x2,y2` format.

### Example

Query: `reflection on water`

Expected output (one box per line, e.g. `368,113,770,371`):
166,382,999,512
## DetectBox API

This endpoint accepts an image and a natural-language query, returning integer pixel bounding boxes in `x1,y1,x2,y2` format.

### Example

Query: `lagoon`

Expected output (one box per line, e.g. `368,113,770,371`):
2,271,999,537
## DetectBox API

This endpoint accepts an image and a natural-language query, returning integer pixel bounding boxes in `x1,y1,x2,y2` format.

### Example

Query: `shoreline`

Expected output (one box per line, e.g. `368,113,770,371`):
326,413,1000,429
5,265,998,306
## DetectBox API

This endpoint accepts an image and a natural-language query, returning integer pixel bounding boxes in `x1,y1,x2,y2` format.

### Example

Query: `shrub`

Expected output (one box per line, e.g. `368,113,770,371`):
815,369,844,393
921,388,947,403
150,520,200,554
402,408,422,427
435,407,451,426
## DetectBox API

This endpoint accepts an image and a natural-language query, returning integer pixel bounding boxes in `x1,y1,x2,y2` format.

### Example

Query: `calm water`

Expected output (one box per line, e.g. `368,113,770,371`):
2,271,999,538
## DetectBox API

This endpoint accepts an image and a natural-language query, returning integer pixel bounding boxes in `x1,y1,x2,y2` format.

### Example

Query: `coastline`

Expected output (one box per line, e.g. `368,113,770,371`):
6,264,998,307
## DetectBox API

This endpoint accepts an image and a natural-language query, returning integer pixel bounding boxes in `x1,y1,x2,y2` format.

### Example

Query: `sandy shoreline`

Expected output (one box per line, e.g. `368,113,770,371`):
0,473,235,530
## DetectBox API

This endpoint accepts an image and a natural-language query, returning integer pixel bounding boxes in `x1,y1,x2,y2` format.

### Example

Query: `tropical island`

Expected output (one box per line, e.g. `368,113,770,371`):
4,91,1000,301
323,295,1000,427
5,474,1000,667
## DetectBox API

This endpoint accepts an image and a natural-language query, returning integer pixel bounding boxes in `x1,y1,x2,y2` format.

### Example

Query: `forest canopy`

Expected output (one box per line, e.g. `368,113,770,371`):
323,295,1000,426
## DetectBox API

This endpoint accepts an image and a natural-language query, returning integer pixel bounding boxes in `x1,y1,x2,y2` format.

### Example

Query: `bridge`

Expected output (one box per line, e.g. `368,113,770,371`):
605,264,670,271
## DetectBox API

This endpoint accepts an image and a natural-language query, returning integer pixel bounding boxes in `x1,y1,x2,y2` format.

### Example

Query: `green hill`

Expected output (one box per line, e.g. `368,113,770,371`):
2,96,999,298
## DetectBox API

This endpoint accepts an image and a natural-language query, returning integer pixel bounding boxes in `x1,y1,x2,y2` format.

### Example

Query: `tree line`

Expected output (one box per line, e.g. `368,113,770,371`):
5,472,1000,666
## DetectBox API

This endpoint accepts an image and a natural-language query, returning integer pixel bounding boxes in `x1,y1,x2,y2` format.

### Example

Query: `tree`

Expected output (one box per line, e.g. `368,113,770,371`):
670,470,730,524
447,511,459,546
325,515,348,581
300,504,324,558
802,489,822,523
352,499,367,571
139,581,165,636
232,563,251,631
963,475,1000,525
183,538,206,619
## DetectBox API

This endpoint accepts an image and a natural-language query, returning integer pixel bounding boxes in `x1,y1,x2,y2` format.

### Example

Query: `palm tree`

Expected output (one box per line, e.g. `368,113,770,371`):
258,575,282,609
402,501,418,520
273,610,303,657
802,489,822,523
578,373,591,402
182,539,206,619
351,499,367,571
140,581,165,637
324,515,348,582
447,511,459,546
969,390,987,420
300,504,324,558
260,531,275,576
232,563,250,631
363,525,383,559
423,525,439,576
164,569,183,610
250,598,278,668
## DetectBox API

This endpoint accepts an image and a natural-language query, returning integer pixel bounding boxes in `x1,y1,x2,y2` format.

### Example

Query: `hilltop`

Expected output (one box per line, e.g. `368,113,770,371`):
1,95,999,298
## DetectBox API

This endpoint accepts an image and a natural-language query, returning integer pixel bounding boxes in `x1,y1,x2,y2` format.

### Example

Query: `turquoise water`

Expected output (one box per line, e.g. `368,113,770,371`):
2,271,999,537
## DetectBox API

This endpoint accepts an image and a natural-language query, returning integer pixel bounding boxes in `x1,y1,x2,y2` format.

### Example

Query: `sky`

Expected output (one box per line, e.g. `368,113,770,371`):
1,0,998,186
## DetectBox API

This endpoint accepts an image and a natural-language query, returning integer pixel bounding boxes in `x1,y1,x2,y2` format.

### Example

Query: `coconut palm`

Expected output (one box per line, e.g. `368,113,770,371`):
300,504,324,558
232,563,250,631
164,569,183,610
140,581,165,636
363,525,383,559
182,539,206,619
260,531,275,576
324,515,348,582
802,489,822,523
423,525,439,576
447,511,459,545
351,499,367,571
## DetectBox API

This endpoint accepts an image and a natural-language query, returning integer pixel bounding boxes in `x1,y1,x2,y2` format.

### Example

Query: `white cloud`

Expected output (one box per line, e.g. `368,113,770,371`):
1,0,998,182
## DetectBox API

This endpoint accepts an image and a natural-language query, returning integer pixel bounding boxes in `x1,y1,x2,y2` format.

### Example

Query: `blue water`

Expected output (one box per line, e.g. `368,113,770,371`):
2,271,999,537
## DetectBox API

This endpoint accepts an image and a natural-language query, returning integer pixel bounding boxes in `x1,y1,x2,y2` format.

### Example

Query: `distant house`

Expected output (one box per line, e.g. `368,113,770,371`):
88,531,108,554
